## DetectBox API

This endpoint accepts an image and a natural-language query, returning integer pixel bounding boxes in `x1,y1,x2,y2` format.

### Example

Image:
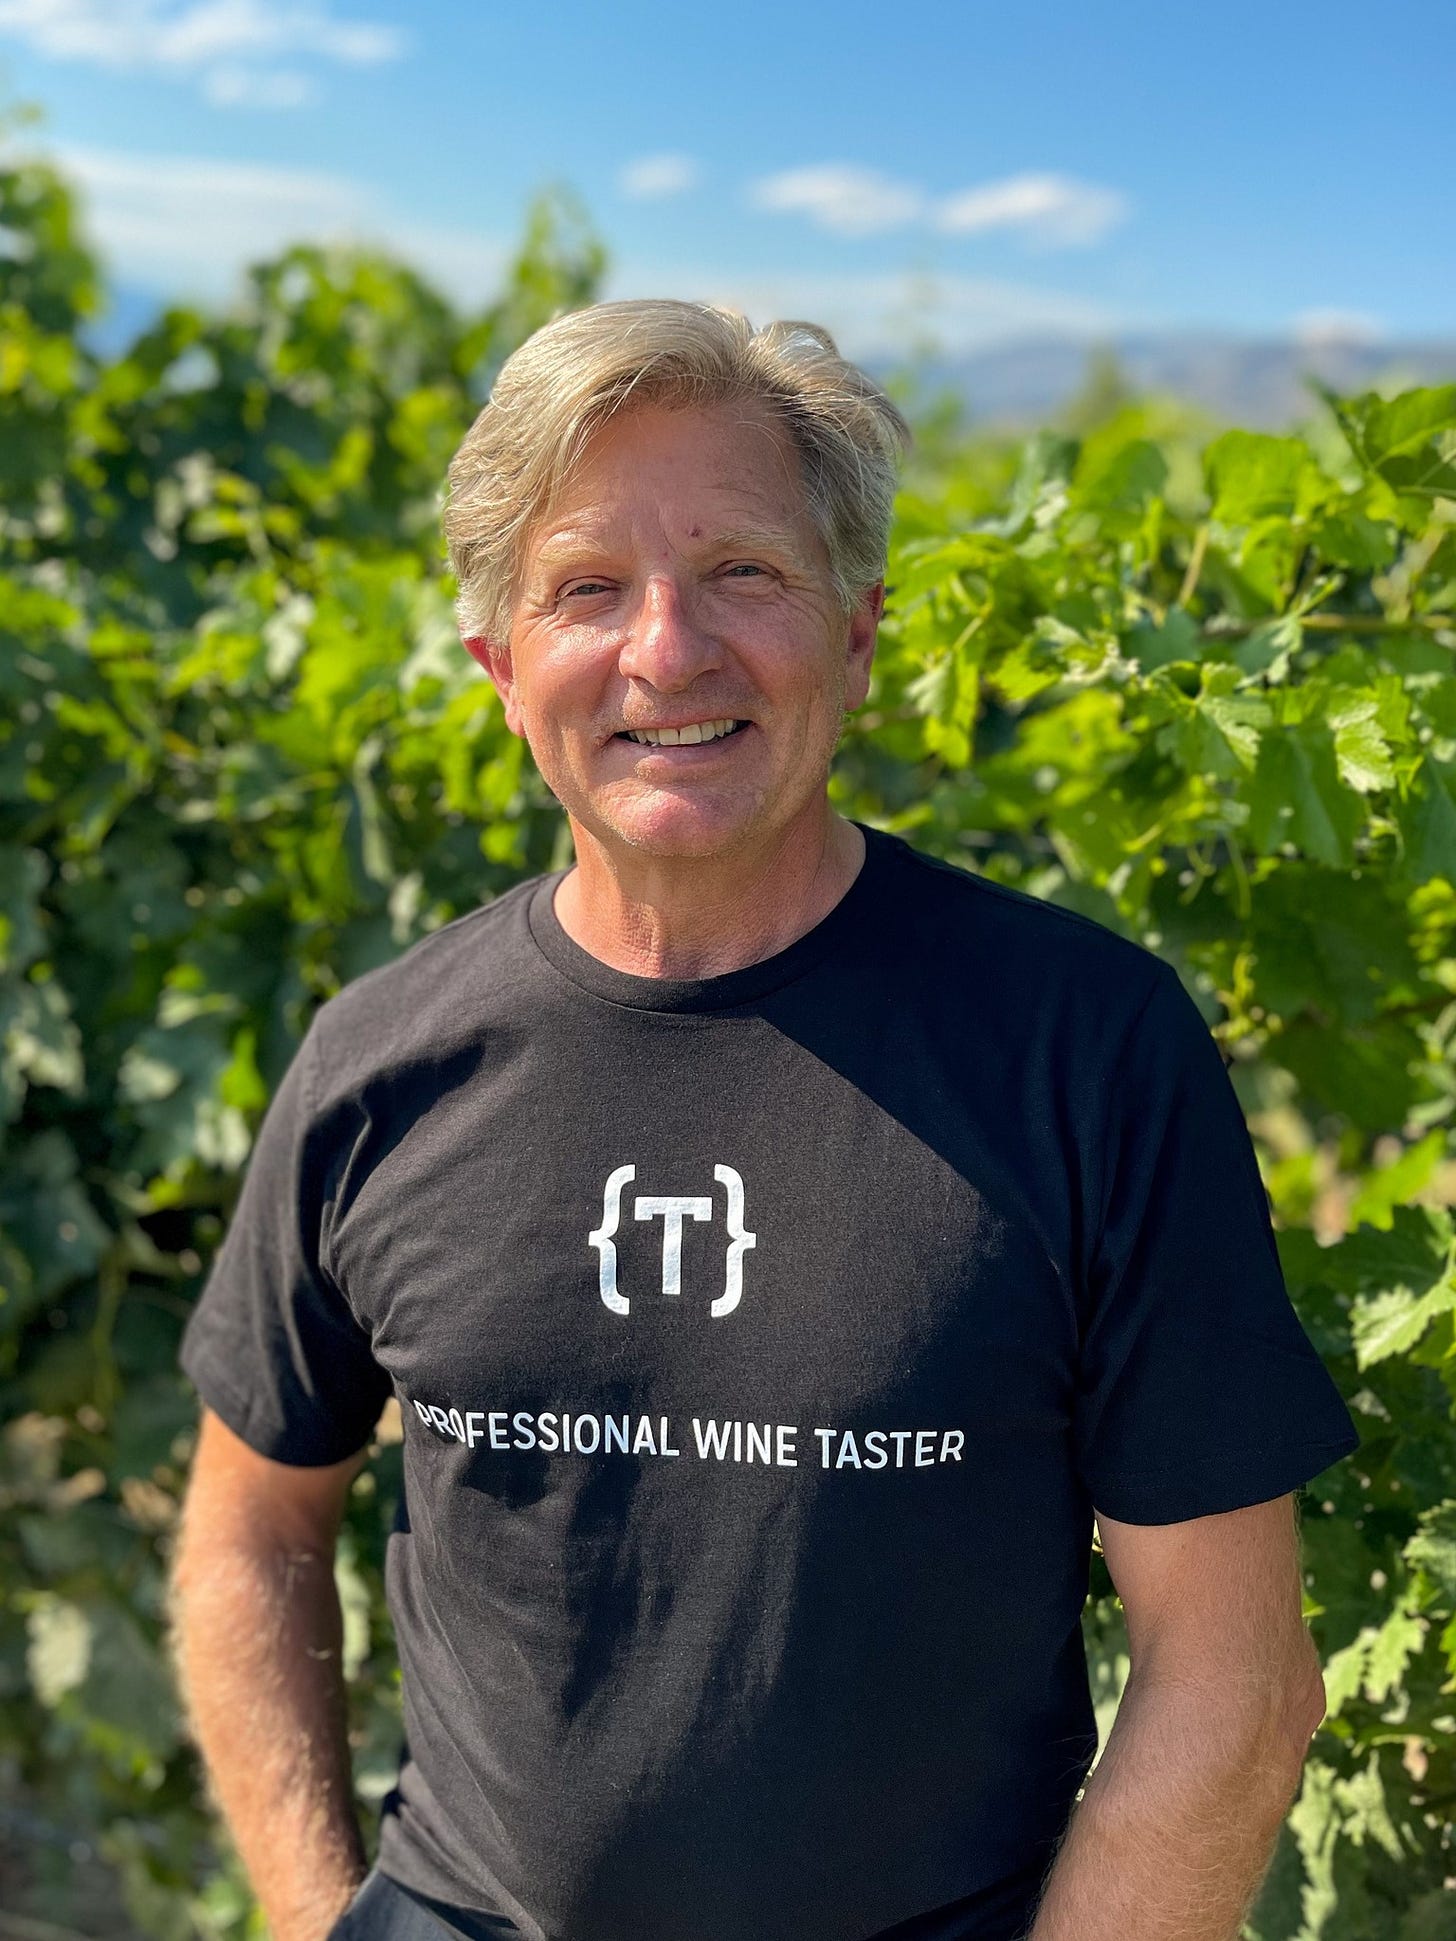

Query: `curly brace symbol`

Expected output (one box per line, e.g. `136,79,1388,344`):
588,1164,756,1317
709,1164,756,1317
589,1164,636,1315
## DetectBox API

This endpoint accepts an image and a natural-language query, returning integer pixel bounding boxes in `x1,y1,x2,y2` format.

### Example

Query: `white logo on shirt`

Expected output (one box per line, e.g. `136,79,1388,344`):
589,1164,756,1318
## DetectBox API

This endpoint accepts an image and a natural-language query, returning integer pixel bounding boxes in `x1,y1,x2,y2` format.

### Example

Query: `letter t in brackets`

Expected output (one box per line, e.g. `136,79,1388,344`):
634,1193,713,1298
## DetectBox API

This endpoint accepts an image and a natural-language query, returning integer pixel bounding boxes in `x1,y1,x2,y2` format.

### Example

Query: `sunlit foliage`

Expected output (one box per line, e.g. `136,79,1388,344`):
2,134,1453,1939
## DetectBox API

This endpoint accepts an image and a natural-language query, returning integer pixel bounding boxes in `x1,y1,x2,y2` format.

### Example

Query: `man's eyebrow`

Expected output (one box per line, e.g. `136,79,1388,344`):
528,523,814,572
710,524,815,565
529,529,608,567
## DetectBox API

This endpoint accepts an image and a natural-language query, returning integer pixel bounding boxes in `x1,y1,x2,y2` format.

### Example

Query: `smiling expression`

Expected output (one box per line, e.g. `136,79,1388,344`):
464,398,884,861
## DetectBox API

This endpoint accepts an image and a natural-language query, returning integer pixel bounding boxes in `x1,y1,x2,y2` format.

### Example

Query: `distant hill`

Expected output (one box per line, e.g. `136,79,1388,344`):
89,282,1453,435
867,332,1456,430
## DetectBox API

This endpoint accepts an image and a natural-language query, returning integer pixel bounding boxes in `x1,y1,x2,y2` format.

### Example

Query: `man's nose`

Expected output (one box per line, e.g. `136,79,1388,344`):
618,573,721,691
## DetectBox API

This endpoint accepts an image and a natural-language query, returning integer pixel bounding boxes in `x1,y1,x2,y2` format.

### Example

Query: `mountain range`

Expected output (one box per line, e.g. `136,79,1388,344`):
867,331,1456,430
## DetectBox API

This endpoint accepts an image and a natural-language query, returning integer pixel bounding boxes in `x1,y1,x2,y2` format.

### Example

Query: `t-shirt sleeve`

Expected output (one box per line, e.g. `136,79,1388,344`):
1073,963,1360,1524
178,1017,391,1466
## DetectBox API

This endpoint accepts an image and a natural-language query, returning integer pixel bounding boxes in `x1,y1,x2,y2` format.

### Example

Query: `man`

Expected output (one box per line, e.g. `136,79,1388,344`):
171,298,1360,1941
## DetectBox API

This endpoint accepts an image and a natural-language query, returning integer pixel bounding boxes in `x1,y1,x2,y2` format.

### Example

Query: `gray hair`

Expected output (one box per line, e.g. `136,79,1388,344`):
443,298,913,644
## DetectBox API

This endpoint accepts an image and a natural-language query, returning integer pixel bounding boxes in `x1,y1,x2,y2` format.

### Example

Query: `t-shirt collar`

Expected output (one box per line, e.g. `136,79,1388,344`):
525,820,895,1013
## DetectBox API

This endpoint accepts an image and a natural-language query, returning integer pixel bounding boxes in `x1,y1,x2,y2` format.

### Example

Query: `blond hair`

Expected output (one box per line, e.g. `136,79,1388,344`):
443,298,913,643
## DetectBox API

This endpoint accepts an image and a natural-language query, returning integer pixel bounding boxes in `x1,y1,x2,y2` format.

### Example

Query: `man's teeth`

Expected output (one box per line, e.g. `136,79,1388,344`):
624,718,741,746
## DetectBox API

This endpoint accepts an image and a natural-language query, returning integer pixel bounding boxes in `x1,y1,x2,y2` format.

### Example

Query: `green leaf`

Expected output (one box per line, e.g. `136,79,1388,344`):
1246,863,1419,1027
988,429,1078,535
1231,615,1300,683
335,1530,372,1681
1,974,86,1101
1334,1750,1411,1863
0,1130,110,1323
1246,722,1365,866
1397,759,1456,885
1330,384,1456,501
1352,1280,1456,1366
1313,510,1397,573
1397,1889,1456,1941
1181,664,1270,775
26,1594,91,1706
78,1601,182,1760
1360,1602,1426,1704
1349,1227,1456,1366
0,846,48,972
1405,1501,1456,1598
1204,430,1324,524
1075,436,1167,513
1125,607,1200,671
1320,1633,1368,1720
1348,1131,1447,1230
1327,690,1398,794
1282,1205,1452,1301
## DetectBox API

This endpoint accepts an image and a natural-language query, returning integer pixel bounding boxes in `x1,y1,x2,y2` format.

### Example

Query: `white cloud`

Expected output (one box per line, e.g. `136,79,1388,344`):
935,172,1128,247
601,260,1131,361
1291,308,1382,347
52,142,507,303
618,153,699,201
0,0,404,108
202,61,312,106
748,165,925,238
749,162,1128,250
39,139,1134,357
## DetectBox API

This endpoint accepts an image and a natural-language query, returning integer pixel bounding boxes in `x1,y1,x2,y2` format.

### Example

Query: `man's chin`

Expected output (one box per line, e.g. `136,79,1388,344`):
582,786,772,861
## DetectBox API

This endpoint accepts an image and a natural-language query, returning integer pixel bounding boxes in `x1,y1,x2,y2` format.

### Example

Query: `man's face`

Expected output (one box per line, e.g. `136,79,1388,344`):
464,399,883,861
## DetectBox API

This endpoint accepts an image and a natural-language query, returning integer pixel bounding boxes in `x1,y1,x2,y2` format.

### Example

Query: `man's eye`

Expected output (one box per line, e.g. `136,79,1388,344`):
563,580,611,599
722,563,766,578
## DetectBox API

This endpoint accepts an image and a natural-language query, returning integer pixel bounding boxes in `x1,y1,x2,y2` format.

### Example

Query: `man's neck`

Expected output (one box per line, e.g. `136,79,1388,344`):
551,806,866,981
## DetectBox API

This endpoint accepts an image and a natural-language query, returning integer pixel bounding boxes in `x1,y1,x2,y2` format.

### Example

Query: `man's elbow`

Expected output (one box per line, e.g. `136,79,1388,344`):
1266,1639,1328,1785
1294,1648,1329,1747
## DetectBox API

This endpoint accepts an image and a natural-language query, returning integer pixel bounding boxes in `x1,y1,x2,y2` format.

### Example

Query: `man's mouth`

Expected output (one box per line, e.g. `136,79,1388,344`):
613,718,750,747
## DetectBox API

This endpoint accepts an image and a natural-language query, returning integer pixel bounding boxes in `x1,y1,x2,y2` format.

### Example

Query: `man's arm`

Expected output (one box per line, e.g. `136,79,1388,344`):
165,1406,372,1941
1026,1493,1326,1941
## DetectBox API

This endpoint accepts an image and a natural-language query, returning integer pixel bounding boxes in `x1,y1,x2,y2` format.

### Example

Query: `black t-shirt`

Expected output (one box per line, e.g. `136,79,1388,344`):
179,822,1360,1941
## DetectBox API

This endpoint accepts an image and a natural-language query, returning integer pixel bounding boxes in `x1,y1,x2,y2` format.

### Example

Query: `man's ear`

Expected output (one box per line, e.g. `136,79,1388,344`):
843,580,885,714
462,635,526,737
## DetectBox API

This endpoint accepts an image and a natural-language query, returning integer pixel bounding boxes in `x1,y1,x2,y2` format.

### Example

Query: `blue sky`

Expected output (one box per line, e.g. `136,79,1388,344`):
1,0,1453,360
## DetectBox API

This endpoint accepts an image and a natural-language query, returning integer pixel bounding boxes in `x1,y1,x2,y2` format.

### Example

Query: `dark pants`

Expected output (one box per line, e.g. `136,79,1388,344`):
325,1864,1039,1940
327,1865,474,1939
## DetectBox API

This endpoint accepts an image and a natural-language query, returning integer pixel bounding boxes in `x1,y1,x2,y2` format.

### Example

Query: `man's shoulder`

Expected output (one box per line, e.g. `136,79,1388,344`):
306,870,548,1091
881,831,1166,1005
